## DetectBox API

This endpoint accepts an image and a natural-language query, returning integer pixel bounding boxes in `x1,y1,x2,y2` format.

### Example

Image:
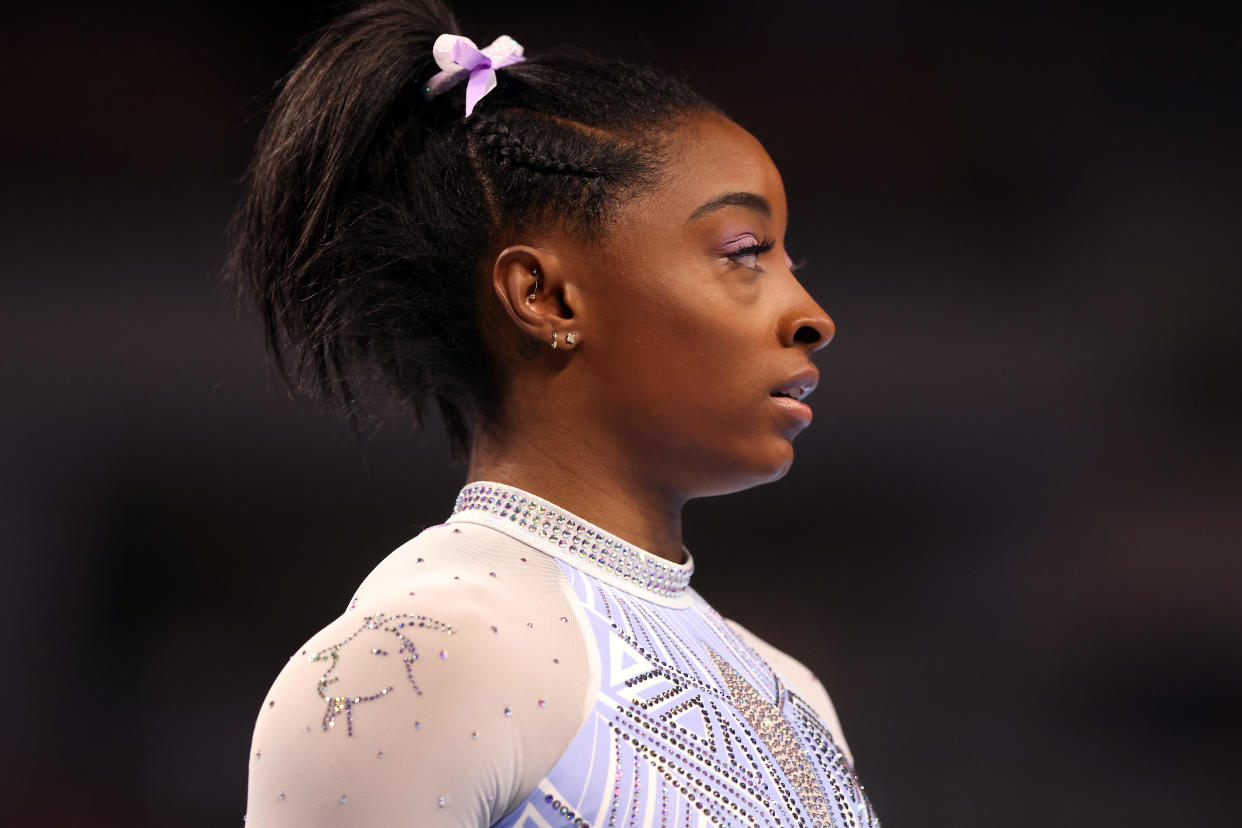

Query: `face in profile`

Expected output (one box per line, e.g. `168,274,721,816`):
566,111,835,499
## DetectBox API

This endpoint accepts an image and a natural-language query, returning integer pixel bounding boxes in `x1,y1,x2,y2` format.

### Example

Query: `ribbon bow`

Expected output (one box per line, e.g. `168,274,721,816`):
424,34,525,117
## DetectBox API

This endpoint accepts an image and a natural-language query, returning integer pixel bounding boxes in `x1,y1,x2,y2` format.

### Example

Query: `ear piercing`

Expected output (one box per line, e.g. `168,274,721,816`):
550,330,579,350
527,265,539,302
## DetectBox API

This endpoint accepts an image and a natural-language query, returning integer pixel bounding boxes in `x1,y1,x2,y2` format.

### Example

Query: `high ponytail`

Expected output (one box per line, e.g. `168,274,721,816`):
226,0,715,459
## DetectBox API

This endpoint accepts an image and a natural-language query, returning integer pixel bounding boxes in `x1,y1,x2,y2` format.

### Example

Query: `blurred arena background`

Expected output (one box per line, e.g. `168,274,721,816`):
1,1,1238,824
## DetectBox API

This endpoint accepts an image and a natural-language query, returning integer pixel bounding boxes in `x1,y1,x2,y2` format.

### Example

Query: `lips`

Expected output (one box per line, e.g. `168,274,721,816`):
769,368,818,426
769,369,819,402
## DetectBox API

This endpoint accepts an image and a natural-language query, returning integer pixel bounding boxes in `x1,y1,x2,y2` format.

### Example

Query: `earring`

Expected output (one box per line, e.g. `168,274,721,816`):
565,330,578,345
550,330,559,350
527,268,538,303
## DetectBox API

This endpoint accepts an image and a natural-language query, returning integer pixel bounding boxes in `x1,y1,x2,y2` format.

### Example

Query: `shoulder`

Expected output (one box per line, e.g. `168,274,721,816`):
724,617,855,764
245,522,595,827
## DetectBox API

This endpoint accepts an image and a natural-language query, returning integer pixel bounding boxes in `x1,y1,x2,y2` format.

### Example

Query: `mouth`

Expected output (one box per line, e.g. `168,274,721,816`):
769,370,818,425
769,371,818,402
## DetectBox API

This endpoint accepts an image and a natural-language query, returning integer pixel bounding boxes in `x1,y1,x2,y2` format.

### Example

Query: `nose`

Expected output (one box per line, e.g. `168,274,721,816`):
785,299,835,353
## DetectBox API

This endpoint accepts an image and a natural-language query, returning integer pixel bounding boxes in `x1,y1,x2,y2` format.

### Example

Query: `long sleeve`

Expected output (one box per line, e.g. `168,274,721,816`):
245,523,596,827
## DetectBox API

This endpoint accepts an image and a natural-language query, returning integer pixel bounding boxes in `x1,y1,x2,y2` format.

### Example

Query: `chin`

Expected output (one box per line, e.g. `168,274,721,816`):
761,441,797,482
699,439,796,497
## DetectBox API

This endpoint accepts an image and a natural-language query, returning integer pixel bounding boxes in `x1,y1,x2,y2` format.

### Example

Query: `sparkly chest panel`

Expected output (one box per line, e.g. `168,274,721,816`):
495,561,880,828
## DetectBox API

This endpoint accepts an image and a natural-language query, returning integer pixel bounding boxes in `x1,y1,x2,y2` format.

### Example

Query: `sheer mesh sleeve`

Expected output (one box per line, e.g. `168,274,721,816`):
245,523,597,827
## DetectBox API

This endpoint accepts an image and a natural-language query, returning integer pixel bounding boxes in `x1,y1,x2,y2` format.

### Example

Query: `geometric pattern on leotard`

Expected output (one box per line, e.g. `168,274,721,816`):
494,562,880,828
704,644,834,825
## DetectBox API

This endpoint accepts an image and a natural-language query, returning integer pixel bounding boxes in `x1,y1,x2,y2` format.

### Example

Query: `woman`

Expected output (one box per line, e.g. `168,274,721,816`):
235,1,878,825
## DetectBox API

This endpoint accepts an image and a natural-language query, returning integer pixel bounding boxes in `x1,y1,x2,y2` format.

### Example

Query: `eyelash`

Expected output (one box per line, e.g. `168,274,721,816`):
726,238,776,270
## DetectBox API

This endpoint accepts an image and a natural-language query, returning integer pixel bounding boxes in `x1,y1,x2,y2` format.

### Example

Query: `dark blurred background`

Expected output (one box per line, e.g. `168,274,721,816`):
2,0,1239,824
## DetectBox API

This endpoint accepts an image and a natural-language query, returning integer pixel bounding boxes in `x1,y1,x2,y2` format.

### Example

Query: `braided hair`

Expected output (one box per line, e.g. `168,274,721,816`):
226,0,717,459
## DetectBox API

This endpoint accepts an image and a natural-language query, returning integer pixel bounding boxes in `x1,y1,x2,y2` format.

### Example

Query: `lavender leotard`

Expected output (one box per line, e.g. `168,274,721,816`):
246,482,879,827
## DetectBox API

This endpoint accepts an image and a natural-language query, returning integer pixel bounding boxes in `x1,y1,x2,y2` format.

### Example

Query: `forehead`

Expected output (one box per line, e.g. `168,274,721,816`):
649,112,787,223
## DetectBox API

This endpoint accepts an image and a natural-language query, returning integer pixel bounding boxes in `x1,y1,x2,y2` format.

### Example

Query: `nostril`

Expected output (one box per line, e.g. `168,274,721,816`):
792,324,821,345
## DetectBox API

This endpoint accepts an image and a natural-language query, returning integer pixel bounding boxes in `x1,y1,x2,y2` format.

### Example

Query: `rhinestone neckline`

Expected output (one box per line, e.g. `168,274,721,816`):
448,481,694,606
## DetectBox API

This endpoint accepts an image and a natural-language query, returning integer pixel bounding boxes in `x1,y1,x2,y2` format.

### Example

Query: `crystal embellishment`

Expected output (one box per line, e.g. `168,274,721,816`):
706,644,835,825
450,482,693,600
309,612,455,736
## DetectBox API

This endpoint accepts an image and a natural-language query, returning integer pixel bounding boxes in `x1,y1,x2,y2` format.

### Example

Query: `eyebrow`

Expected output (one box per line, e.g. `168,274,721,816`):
686,191,772,223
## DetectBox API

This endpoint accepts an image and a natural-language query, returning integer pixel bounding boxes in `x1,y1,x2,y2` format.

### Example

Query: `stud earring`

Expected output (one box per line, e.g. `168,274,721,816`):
565,330,578,345
550,330,559,350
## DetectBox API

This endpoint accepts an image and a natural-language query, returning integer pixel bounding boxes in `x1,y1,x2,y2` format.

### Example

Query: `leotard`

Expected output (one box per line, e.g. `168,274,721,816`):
246,481,879,827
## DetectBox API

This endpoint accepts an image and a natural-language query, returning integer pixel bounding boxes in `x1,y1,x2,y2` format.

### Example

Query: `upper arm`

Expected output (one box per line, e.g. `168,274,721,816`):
246,601,508,827
245,532,596,828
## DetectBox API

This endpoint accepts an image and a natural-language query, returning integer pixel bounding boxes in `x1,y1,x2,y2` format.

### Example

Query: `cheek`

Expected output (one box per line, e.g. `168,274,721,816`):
614,293,748,375
588,260,768,412
618,307,768,424
599,260,757,342
588,292,793,482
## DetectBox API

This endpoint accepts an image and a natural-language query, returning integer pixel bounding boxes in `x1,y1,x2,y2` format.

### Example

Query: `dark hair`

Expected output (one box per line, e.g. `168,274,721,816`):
226,0,717,459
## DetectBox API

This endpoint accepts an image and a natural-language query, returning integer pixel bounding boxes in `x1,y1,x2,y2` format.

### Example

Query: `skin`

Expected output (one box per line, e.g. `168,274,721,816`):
467,111,834,563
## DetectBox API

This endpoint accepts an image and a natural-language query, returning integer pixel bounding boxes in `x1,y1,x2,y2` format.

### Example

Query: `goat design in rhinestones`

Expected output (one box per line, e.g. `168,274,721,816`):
309,613,455,735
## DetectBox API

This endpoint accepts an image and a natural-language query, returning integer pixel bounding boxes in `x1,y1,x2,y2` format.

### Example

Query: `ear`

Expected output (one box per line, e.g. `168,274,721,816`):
491,245,581,350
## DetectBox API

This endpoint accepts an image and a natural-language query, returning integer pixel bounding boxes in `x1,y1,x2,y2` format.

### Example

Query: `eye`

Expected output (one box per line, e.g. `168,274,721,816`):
725,238,776,271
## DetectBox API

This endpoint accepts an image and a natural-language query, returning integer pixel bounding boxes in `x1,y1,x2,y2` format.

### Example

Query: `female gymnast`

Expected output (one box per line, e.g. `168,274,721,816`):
233,1,878,825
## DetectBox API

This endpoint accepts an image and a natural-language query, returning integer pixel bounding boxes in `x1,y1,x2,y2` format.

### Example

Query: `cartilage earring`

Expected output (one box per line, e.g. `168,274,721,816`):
527,269,539,303
565,330,578,345
550,330,559,350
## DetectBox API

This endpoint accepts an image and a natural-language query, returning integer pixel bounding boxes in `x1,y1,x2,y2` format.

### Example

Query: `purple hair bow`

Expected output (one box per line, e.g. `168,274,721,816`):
424,34,525,117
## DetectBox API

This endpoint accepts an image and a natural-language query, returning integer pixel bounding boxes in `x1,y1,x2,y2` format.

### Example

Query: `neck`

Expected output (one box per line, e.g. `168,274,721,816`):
466,423,688,564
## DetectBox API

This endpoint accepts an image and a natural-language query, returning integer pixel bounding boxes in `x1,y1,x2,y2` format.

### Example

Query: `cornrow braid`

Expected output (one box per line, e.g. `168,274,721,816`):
227,0,718,459
464,109,659,238
469,119,608,179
